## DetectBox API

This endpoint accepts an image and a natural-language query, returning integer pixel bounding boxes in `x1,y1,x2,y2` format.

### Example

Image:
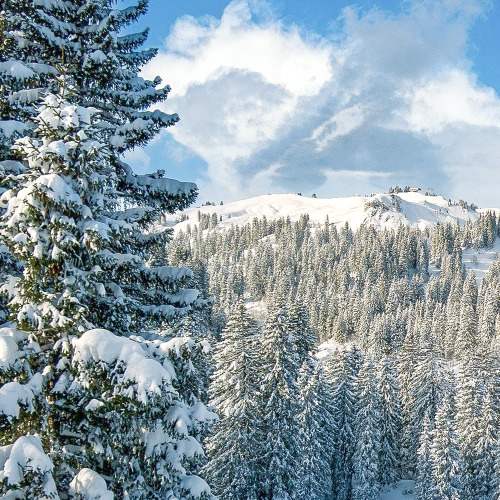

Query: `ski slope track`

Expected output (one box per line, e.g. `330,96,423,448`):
166,192,485,233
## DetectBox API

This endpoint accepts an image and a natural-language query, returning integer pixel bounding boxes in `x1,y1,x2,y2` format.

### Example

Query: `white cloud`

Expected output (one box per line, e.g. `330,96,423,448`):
316,169,395,199
143,0,333,197
401,70,500,133
311,105,366,152
144,1,332,98
141,0,500,206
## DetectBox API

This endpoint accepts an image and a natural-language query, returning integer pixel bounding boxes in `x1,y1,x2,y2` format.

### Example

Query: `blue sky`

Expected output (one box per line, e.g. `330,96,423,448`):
127,0,500,206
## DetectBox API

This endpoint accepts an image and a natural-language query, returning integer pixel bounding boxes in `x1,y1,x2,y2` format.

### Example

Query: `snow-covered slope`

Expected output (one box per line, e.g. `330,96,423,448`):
463,238,500,283
166,192,482,232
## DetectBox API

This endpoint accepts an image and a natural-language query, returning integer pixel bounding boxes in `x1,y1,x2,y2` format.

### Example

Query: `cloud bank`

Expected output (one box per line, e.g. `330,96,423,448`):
141,0,500,206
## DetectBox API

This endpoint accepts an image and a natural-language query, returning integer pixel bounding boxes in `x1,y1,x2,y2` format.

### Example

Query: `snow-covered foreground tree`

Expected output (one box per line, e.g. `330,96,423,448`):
0,1,214,498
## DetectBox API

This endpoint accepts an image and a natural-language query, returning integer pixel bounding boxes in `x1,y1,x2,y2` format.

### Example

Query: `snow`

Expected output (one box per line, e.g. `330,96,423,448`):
378,480,416,499
0,160,25,176
120,162,196,197
72,329,176,403
165,192,482,233
149,265,193,282
0,435,57,497
37,95,91,130
8,88,41,105
96,249,141,267
85,399,105,412
0,373,42,422
86,50,108,63
166,403,191,437
0,330,21,370
69,468,114,499
24,62,58,76
0,120,26,138
180,475,212,497
6,174,82,225
0,60,34,79
190,401,217,426
316,338,358,360
462,238,500,283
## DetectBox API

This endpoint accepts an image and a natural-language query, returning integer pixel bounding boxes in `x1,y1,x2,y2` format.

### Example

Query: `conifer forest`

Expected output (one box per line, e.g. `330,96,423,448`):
0,1,498,499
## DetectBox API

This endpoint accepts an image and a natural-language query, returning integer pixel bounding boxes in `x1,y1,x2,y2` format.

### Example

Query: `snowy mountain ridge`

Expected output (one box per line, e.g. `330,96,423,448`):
166,191,488,232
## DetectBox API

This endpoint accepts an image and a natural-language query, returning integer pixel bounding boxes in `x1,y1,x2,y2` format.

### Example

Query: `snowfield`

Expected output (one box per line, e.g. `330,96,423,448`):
166,192,483,233
463,237,500,282
379,480,416,499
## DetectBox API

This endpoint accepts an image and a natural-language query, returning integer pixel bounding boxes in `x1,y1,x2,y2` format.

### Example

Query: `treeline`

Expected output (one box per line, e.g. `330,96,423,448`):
169,211,500,499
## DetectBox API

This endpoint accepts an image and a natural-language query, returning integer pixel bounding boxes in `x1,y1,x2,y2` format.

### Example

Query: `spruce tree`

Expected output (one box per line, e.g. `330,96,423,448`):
404,339,450,474
324,346,361,500
472,388,498,500
203,300,261,499
0,1,212,496
352,359,381,500
377,356,402,486
256,300,302,499
456,272,478,358
294,356,335,499
415,413,435,500
431,393,463,500
456,354,499,500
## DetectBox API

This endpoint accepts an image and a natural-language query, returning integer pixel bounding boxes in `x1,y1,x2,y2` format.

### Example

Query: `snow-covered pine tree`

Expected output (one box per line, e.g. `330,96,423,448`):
456,353,499,500
0,8,32,323
255,300,302,499
288,301,317,367
324,346,362,500
352,359,381,500
494,436,500,500
203,299,261,499
456,272,479,358
403,336,450,475
478,259,500,348
377,356,402,486
0,1,213,496
430,392,463,500
415,412,435,500
471,387,498,500
294,356,335,499
0,79,213,498
0,6,43,158
1,0,196,335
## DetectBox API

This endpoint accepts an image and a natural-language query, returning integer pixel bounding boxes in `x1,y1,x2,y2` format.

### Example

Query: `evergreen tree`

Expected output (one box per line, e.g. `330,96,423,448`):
404,339,450,474
377,356,402,486
203,300,261,499
0,2,212,496
415,413,435,500
288,301,317,367
352,359,381,500
294,357,335,499
256,300,302,499
431,393,463,500
472,388,498,500
456,272,479,358
325,346,361,500
456,354,499,500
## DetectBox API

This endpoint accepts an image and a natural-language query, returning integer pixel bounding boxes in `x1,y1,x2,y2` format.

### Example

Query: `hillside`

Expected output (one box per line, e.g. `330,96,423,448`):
166,191,481,232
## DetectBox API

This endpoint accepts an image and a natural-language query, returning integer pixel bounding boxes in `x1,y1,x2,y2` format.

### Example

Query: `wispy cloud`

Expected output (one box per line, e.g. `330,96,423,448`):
142,0,500,206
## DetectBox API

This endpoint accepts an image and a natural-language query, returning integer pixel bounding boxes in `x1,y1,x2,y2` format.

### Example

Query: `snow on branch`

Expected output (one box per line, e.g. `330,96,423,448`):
72,329,176,404
0,435,57,497
69,468,114,500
